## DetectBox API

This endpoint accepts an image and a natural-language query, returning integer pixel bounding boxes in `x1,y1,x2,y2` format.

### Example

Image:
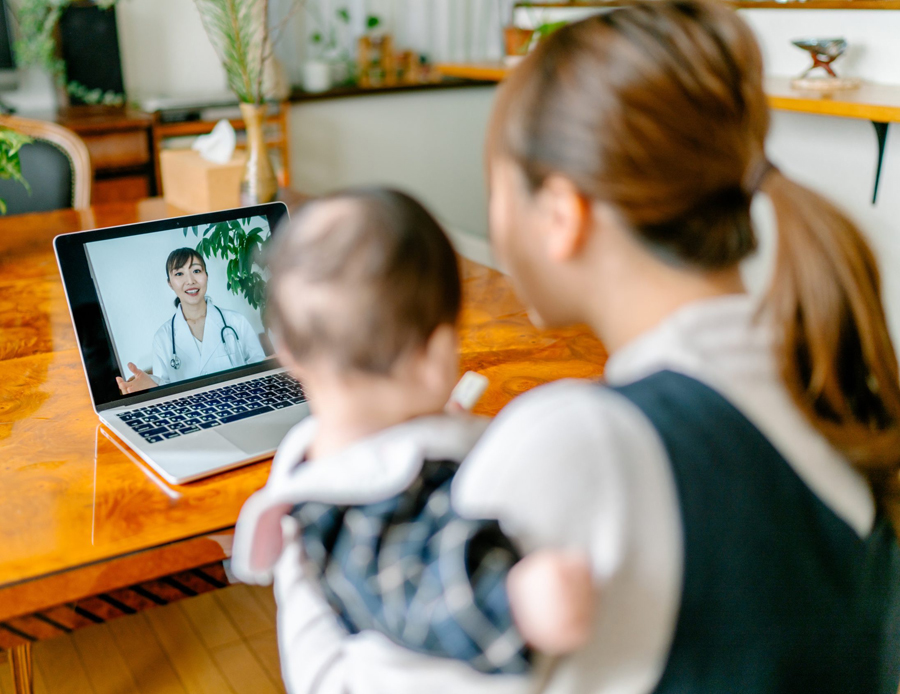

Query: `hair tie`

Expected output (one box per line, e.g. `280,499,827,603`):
744,159,777,195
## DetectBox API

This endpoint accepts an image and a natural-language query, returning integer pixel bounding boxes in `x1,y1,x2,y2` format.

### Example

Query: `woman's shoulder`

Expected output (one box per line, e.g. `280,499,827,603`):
454,378,669,509
481,377,649,437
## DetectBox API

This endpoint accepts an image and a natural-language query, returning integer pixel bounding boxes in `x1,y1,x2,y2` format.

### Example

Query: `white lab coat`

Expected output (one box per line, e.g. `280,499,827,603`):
150,298,266,385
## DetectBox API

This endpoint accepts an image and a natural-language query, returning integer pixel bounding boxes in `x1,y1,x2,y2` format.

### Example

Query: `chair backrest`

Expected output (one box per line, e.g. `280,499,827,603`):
0,115,91,214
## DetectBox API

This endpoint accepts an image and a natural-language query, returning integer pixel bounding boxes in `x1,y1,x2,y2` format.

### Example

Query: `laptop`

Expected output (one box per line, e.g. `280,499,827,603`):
55,202,311,484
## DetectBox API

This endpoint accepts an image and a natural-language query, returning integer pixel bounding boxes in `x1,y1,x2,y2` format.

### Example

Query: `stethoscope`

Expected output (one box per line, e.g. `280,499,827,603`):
169,304,240,370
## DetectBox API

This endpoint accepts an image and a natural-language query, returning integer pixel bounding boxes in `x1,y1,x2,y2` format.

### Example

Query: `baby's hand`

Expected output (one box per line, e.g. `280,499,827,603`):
507,549,595,655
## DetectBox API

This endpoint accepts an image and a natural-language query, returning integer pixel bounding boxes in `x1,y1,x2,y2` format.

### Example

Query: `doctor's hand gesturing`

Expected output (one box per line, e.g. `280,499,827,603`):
116,362,156,395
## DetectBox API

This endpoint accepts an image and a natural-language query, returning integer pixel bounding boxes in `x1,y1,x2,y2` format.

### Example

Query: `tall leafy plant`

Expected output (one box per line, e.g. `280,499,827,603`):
193,0,304,104
185,219,269,310
193,0,269,104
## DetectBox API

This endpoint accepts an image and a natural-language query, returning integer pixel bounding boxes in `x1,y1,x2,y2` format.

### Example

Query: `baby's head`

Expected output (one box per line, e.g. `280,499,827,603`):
266,188,461,419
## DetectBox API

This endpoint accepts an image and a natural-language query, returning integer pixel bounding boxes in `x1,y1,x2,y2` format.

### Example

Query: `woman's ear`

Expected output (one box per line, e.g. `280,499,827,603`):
537,175,591,262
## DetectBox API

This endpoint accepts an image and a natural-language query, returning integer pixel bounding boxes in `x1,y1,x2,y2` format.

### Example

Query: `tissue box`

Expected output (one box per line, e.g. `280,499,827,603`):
160,149,247,213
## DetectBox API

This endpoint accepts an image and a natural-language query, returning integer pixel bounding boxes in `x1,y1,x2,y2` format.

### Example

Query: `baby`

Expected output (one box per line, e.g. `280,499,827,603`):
232,189,594,681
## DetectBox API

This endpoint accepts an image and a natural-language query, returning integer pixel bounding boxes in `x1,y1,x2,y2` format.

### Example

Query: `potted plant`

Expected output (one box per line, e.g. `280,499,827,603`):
13,0,126,106
306,4,354,89
504,3,568,60
193,0,303,205
0,128,32,213
185,218,269,310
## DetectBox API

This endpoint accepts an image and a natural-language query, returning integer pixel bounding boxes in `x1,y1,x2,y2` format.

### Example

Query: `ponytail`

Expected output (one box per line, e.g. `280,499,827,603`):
760,170,900,529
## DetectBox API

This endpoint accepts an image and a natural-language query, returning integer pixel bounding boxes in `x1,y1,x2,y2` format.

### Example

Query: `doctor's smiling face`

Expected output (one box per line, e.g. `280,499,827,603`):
166,248,208,308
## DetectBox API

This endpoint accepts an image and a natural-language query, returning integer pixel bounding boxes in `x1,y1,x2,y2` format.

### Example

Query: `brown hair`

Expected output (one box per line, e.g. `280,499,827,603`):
165,247,207,308
265,188,461,374
490,1,900,523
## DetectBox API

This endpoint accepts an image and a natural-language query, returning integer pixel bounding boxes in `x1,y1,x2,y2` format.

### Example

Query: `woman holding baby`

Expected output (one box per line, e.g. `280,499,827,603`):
235,2,900,692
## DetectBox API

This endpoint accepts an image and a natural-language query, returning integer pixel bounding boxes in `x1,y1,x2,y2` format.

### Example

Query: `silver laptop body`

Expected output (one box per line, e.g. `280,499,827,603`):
55,202,310,484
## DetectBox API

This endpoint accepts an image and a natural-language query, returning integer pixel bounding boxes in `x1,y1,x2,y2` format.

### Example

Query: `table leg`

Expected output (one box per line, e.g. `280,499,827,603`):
9,643,33,694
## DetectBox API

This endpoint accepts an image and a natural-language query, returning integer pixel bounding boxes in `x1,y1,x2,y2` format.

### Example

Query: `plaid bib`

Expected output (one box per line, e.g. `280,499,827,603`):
292,458,531,675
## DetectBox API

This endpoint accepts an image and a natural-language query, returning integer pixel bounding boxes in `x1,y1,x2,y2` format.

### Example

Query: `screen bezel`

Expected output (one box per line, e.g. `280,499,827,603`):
54,202,289,412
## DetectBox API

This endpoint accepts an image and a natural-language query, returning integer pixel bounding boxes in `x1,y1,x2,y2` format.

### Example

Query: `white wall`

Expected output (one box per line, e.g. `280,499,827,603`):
739,9,900,83
85,217,269,375
289,86,496,241
115,0,228,100
112,0,509,100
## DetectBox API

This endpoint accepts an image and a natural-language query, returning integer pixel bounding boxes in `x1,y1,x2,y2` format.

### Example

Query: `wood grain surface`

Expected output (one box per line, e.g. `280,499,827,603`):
0,197,606,622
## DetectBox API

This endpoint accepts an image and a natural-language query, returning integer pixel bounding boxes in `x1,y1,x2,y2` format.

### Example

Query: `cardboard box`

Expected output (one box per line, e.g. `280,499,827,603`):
160,148,247,213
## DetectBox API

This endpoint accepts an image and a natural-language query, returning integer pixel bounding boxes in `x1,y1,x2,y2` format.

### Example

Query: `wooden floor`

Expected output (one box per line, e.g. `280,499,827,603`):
0,584,285,694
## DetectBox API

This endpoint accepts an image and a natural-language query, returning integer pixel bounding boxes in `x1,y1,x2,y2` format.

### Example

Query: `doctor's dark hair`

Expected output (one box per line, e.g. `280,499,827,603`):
165,248,207,308
489,0,900,531
265,188,461,374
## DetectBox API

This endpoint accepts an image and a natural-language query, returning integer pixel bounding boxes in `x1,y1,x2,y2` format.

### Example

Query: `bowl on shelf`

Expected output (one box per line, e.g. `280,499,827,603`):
791,37,859,91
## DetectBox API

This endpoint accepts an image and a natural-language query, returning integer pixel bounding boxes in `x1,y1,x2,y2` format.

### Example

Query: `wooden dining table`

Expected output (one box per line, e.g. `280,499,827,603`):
0,198,606,692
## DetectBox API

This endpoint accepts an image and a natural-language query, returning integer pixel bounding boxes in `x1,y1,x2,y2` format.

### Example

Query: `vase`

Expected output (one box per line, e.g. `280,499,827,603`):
239,102,278,205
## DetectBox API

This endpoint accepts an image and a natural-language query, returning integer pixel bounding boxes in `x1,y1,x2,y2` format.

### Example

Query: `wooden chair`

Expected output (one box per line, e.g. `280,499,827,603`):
0,115,91,213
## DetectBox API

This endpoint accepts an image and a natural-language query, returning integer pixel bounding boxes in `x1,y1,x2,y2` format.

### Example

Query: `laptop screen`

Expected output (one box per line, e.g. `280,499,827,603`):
55,203,289,410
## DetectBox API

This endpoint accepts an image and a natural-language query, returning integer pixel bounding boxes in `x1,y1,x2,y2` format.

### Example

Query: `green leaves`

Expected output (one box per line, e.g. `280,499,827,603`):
193,0,267,103
193,218,270,310
0,129,34,215
13,0,125,99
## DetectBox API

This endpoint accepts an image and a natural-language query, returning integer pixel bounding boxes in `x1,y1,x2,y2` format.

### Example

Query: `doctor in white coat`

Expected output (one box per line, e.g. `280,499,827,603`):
116,247,266,394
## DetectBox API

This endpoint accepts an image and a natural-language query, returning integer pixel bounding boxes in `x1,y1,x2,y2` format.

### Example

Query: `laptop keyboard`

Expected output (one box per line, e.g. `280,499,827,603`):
117,373,306,444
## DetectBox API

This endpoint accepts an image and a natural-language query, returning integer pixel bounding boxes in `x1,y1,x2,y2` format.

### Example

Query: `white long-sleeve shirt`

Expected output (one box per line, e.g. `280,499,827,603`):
268,293,875,694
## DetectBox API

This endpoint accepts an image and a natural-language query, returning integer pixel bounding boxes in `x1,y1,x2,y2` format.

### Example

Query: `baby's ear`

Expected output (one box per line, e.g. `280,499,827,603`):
426,323,459,362
416,323,459,392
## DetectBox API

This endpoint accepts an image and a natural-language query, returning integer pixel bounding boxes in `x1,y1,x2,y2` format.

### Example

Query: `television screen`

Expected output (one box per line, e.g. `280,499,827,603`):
0,0,15,71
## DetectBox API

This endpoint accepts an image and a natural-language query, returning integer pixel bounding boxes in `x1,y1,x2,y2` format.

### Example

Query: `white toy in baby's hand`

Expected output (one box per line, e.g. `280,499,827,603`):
449,371,489,411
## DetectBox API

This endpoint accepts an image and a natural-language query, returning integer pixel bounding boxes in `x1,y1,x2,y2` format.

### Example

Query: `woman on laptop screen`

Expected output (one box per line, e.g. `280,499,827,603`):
116,247,266,394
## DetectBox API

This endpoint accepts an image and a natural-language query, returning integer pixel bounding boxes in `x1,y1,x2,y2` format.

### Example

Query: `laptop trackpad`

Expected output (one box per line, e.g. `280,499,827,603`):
215,403,311,454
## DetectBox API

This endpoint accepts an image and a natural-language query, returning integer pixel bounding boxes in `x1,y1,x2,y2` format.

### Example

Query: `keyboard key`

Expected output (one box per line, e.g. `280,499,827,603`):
220,405,274,424
140,426,169,438
145,435,164,443
162,431,180,439
178,426,200,434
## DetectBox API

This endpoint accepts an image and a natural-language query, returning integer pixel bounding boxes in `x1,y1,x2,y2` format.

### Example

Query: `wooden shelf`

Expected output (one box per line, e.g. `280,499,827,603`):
289,78,495,103
437,62,511,82
437,64,900,123
765,76,900,122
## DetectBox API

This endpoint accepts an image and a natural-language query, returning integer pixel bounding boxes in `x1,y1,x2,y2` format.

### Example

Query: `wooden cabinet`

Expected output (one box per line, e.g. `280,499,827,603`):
54,106,156,203
49,103,292,204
